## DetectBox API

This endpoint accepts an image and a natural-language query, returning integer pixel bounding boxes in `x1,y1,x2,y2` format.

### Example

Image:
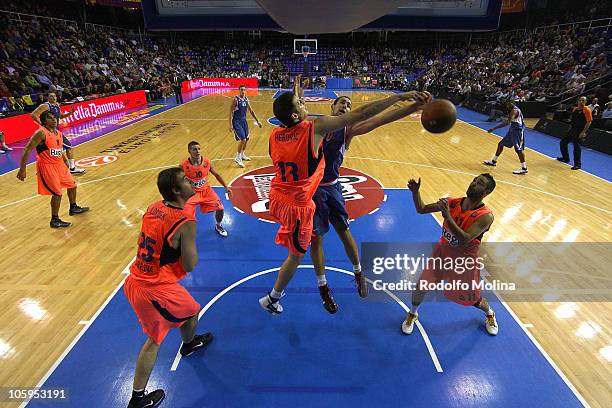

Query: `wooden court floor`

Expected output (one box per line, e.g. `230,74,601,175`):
0,90,610,407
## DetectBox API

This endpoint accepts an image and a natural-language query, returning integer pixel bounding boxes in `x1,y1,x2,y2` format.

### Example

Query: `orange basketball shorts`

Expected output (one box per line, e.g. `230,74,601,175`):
417,243,482,306
184,187,223,217
269,198,315,256
36,162,76,196
124,275,201,345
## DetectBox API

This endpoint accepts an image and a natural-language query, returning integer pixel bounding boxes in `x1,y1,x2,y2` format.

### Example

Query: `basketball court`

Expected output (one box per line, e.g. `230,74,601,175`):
1,87,610,407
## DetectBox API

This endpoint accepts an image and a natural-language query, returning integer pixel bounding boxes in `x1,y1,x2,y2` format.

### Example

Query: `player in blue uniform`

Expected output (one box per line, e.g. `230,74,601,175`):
301,77,432,313
31,92,85,174
229,85,262,168
483,101,528,174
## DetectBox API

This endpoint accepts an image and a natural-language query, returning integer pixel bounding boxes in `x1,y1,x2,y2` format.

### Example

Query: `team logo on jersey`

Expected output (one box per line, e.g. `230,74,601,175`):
229,165,384,222
74,155,119,167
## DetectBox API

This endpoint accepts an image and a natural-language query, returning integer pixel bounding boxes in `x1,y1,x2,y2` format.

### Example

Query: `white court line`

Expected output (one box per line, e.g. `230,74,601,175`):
170,265,443,373
425,210,590,407
20,257,135,408
347,156,612,215
0,157,260,210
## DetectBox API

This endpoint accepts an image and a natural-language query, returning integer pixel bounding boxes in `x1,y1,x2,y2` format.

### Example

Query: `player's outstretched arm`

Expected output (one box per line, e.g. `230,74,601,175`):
313,92,415,150
408,178,441,214
178,220,198,272
347,92,431,140
16,130,45,181
293,74,303,98
487,108,516,133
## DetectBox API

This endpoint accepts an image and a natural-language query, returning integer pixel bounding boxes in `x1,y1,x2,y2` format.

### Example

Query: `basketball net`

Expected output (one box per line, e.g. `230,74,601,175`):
302,50,309,59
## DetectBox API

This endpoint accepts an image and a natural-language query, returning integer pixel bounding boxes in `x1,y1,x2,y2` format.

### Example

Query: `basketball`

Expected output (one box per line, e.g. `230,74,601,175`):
421,99,457,133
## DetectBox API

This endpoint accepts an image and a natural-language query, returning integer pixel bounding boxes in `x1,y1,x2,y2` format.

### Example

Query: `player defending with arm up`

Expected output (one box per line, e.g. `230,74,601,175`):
259,90,428,315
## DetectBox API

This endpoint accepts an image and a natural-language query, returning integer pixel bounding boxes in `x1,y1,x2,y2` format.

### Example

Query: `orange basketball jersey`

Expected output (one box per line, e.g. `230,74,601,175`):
36,127,64,165
440,197,492,255
129,200,194,285
268,120,325,205
180,157,211,192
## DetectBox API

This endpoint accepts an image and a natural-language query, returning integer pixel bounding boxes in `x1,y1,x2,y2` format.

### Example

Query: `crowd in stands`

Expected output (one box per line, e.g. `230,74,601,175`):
0,1,610,118
419,26,610,108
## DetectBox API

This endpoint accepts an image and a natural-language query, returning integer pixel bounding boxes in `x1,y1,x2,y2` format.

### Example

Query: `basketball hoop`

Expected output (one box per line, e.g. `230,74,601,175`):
301,45,310,59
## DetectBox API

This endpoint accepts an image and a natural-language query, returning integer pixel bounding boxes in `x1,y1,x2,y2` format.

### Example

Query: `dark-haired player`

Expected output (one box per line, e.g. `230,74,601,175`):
124,167,213,408
16,110,89,228
259,89,429,315
31,92,85,174
401,174,498,336
306,84,432,313
483,101,528,174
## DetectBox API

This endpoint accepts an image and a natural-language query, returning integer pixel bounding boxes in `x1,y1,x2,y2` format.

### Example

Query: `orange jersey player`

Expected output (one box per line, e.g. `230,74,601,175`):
16,110,89,228
259,90,429,315
180,141,232,237
124,167,213,408
402,174,499,337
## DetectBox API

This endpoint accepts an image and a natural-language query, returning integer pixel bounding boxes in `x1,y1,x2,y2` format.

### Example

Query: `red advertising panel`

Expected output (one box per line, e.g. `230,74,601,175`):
59,90,147,128
0,90,147,144
0,113,41,144
502,0,525,13
181,77,258,93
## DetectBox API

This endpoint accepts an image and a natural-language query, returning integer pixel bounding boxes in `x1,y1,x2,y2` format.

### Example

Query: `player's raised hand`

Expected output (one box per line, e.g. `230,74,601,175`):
437,198,450,218
407,178,421,192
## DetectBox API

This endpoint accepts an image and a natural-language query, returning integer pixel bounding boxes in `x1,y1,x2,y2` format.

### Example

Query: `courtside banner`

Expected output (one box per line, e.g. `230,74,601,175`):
181,77,258,93
59,90,147,128
0,90,147,143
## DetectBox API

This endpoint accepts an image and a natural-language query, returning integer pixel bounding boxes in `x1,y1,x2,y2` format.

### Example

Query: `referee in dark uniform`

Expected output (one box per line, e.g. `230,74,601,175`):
172,74,183,104
557,96,592,170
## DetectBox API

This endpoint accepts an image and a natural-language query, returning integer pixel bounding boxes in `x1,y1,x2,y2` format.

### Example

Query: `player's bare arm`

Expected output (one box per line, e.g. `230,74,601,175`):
487,109,516,133
248,104,262,128
210,166,232,197
408,178,442,214
59,106,76,119
16,130,45,181
30,104,49,125
293,74,303,98
347,91,431,142
174,220,198,272
313,92,416,150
